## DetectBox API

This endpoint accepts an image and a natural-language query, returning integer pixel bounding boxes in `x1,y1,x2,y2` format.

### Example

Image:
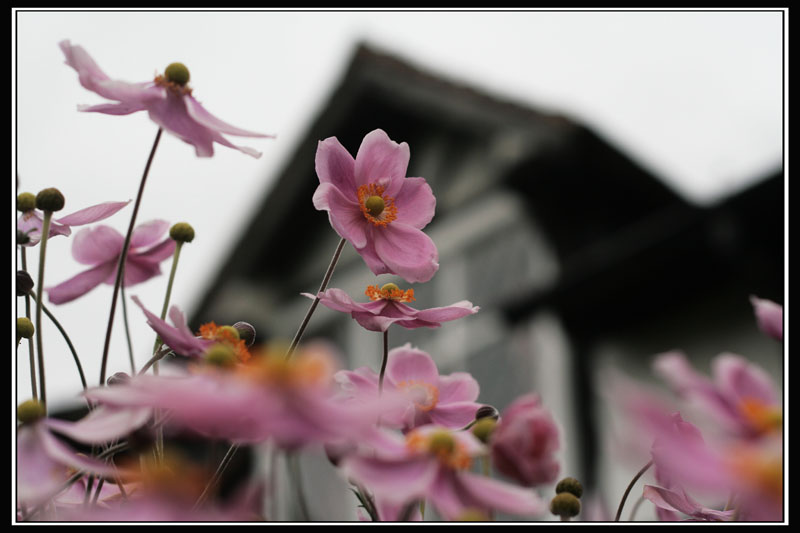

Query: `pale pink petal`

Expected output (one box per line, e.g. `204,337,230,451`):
385,345,439,387
393,177,436,229
77,101,148,115
457,470,547,517
131,296,208,357
413,301,479,324
429,402,481,428
712,353,778,407
341,455,438,505
355,230,393,276
146,94,216,157
131,237,177,264
750,296,783,341
209,130,264,158
427,470,470,520
71,226,124,265
351,312,405,332
335,367,379,398
47,261,117,304
184,95,273,138
121,257,162,286
18,211,71,245
55,200,130,226
312,183,368,248
437,372,480,404
308,288,384,315
38,425,117,478
315,136,357,192
43,406,151,444
354,129,410,188
643,485,734,521
373,222,439,283
129,219,170,249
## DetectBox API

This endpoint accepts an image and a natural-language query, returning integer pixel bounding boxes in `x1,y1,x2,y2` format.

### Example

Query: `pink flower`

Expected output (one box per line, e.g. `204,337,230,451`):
17,199,129,246
750,296,783,341
59,40,272,158
47,220,176,304
336,344,482,431
489,394,561,487
341,425,546,521
131,296,212,358
307,284,478,333
312,129,439,283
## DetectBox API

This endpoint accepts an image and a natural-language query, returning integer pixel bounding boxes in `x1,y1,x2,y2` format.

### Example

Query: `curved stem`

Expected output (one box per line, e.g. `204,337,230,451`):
120,284,136,374
614,459,653,521
138,346,172,376
20,248,38,400
35,210,53,409
284,237,346,360
99,127,163,385
378,330,389,394
31,289,87,391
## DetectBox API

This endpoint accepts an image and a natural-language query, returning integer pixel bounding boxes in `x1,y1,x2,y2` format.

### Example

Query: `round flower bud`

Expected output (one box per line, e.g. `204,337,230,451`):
17,399,46,424
17,317,35,340
233,321,256,347
471,417,497,444
17,230,31,245
165,62,190,86
17,270,34,296
380,282,400,293
35,187,65,212
169,222,195,243
205,343,237,368
17,192,36,212
365,195,385,217
555,477,583,499
107,372,131,386
550,492,581,518
428,430,456,456
475,404,500,421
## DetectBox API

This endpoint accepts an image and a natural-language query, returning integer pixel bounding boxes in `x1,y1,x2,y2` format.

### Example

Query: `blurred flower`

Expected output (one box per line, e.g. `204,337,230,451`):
47,220,176,304
60,40,273,158
335,344,481,431
307,284,478,333
312,129,439,283
750,296,783,341
17,199,129,247
489,394,561,487
341,425,546,521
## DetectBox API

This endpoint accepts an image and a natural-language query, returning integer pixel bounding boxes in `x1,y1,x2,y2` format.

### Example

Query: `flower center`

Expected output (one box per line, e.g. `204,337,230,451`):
739,397,782,435
154,63,193,96
357,183,397,227
198,322,251,362
365,283,415,303
406,429,472,470
396,380,439,411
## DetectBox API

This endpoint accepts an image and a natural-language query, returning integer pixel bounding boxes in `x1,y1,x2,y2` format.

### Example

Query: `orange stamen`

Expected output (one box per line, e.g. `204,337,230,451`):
198,321,251,363
396,380,439,412
739,397,782,435
365,285,415,303
154,74,193,96
357,183,397,227
405,429,473,470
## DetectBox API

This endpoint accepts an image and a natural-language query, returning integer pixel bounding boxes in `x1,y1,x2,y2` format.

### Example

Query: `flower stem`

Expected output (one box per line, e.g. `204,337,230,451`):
284,237,346,360
20,248,38,401
379,330,389,394
614,459,653,521
120,284,136,374
34,210,53,409
99,127,163,385
31,289,87,391
138,346,172,375
152,241,183,372
193,443,239,511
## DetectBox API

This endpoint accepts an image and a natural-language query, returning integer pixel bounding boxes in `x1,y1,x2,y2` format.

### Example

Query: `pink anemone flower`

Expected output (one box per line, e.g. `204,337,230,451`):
340,425,546,521
307,283,478,333
335,344,482,431
60,40,273,158
47,220,176,304
17,199,129,247
312,129,439,283
131,296,212,358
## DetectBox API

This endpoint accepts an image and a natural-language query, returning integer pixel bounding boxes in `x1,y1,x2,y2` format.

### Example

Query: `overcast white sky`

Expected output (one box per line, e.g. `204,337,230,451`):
13,9,785,406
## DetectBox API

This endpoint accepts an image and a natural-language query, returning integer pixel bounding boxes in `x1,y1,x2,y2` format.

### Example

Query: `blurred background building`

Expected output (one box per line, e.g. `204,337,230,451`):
189,44,783,520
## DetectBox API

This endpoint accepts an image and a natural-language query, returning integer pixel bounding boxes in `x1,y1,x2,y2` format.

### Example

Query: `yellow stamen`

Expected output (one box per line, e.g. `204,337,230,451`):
198,322,251,363
365,284,415,303
405,429,473,470
357,183,397,227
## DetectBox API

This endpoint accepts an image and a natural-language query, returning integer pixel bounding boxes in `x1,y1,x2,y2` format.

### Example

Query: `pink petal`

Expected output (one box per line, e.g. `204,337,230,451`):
312,183,368,248
393,177,436,229
71,226,124,265
131,296,208,357
385,345,439,387
146,93,216,157
355,230,393,276
413,300,479,324
373,222,439,283
209,130,264,158
712,353,778,407
77,101,147,115
354,129,410,188
335,367,379,397
351,312,406,332
643,485,735,521
437,372,480,404
315,136,357,193
185,95,273,138
43,406,151,444
121,257,162,286
750,296,783,341
133,237,177,265
429,401,482,428
55,200,130,226
341,455,439,505
47,261,117,304
38,424,117,478
457,470,547,517
130,219,170,249
18,211,71,245
309,288,383,315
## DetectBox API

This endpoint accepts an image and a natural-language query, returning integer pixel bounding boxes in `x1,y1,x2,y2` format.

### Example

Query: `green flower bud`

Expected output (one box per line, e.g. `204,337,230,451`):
233,321,256,347
550,492,581,518
17,317,35,340
35,187,65,212
169,222,195,243
475,404,500,421
164,62,190,86
555,477,583,499
17,192,36,212
471,417,497,444
17,399,46,424
365,195,385,217
380,282,400,293
204,343,237,368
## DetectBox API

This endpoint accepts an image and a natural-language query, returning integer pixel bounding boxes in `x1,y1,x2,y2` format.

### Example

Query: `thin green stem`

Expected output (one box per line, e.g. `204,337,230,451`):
614,460,653,521
35,210,53,409
152,241,183,372
21,248,38,400
31,289,87,391
284,237,346,360
378,330,389,394
99,127,163,385
120,284,136,374
192,443,239,511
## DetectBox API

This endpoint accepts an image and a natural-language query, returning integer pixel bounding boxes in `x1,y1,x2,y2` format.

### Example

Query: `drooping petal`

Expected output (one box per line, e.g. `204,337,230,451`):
437,372,480,404
77,101,148,115
643,485,735,521
131,296,209,357
750,296,783,341
37,424,118,478
18,211,72,246
413,300,479,324
393,177,436,229
457,470,547,518
129,219,170,249
307,288,384,315
354,129,410,188
373,222,439,284
428,402,481,429
312,183,368,248
146,93,216,157
47,261,118,304
55,200,130,226
355,230,393,276
350,312,405,332
315,136,357,193
341,455,439,505
120,257,162,287
133,237,177,265
712,353,778,408
208,131,263,158
44,405,151,445
71,226,124,265
184,95,273,138
385,345,440,387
